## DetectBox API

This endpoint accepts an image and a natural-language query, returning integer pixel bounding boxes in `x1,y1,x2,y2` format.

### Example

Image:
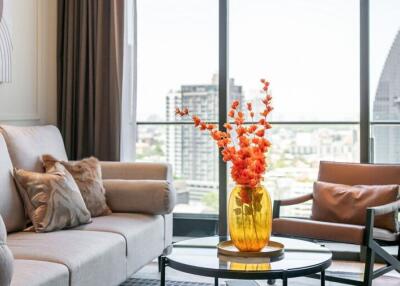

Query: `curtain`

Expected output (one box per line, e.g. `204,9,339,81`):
57,0,125,161
120,0,137,162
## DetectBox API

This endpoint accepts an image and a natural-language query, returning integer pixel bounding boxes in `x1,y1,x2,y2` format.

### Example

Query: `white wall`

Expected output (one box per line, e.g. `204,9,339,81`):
0,0,57,126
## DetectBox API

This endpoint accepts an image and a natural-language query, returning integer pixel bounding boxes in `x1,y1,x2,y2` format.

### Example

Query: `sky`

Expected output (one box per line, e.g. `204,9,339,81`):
136,0,400,122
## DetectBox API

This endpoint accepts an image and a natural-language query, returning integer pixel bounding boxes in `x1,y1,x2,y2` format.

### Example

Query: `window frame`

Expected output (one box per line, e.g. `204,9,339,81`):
136,0,395,236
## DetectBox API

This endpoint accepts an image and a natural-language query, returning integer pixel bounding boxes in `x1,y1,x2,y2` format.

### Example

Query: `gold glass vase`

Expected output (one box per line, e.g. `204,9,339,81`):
228,184,272,252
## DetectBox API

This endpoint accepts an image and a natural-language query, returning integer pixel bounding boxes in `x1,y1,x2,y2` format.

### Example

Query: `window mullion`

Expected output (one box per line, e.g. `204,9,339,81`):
360,0,370,163
218,0,229,237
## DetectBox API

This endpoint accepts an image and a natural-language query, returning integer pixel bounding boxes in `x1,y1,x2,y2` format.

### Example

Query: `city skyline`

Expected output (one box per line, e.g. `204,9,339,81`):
135,75,359,214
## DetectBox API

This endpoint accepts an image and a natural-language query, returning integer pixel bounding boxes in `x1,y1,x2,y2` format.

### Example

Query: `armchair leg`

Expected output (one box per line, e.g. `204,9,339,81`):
363,246,375,286
360,246,367,262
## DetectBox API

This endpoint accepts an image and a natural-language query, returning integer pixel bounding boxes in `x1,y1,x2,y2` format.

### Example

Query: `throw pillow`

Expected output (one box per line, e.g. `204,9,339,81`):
13,162,91,233
312,181,399,232
42,155,112,217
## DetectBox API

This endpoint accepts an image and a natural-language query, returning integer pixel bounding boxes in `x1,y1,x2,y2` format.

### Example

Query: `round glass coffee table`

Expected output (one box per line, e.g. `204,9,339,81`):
161,236,332,286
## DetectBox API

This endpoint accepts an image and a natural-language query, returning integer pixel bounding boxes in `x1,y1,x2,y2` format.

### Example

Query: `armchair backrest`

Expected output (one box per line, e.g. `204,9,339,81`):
318,161,400,185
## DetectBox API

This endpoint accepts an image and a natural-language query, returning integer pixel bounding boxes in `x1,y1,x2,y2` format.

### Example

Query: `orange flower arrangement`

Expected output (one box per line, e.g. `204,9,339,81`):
176,79,273,189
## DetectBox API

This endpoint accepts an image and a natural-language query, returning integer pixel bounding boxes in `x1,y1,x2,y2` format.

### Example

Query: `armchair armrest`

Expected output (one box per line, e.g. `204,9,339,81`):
278,193,313,206
369,199,400,216
101,162,172,181
364,199,400,244
103,179,176,215
273,193,313,218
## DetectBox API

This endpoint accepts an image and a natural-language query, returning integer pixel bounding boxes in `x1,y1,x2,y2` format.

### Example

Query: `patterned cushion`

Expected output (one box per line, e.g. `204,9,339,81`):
13,161,91,233
43,155,112,217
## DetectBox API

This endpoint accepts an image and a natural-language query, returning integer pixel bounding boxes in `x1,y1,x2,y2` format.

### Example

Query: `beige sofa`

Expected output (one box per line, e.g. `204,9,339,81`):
0,125,176,286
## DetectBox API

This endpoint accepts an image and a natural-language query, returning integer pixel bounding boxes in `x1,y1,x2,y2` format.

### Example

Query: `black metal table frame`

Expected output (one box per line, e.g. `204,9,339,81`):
160,255,332,286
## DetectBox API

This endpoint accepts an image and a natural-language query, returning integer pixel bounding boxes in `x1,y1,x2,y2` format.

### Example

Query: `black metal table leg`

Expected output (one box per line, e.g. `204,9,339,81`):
214,277,218,286
282,271,288,286
158,256,162,273
161,256,167,286
321,270,325,286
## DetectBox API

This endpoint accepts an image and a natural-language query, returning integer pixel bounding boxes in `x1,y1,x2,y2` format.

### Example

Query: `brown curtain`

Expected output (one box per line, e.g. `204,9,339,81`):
57,0,124,161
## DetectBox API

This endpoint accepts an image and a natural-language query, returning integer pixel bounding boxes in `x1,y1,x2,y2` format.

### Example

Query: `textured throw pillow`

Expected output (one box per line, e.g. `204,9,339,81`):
13,162,91,233
42,155,112,217
312,181,400,232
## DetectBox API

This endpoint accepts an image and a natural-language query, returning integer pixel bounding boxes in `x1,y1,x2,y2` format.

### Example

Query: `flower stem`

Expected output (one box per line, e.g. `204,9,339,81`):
250,191,260,245
241,203,249,250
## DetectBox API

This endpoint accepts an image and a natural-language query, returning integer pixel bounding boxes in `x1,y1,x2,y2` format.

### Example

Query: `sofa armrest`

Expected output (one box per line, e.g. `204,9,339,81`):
0,215,14,286
100,162,172,181
103,179,176,215
369,199,400,216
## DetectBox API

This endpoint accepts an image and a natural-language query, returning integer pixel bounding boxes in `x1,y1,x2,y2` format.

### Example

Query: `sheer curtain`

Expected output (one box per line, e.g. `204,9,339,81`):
120,0,137,161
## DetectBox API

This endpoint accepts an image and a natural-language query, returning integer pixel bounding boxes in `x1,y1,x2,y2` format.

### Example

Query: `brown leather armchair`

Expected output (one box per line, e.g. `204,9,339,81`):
272,161,400,286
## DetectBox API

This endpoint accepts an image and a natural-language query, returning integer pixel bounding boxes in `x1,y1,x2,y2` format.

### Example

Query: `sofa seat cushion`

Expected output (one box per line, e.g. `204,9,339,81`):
74,213,165,275
273,218,399,244
0,125,68,173
373,227,400,242
7,230,127,286
12,260,69,286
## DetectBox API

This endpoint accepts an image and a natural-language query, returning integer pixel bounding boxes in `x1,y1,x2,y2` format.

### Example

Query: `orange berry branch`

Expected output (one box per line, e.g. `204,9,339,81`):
176,79,273,189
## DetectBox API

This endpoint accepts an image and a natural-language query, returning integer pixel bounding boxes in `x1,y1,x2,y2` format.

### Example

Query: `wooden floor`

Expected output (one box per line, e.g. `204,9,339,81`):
134,258,400,285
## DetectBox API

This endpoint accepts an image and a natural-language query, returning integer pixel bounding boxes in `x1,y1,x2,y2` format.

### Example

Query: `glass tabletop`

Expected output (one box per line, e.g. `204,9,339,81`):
168,236,332,273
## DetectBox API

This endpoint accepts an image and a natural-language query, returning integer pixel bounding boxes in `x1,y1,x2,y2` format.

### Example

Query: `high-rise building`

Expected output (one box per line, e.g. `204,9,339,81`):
373,30,400,163
166,76,243,212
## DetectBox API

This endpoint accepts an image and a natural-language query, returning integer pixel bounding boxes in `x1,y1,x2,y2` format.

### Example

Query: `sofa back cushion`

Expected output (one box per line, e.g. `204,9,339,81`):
311,181,399,232
0,134,26,233
0,125,68,173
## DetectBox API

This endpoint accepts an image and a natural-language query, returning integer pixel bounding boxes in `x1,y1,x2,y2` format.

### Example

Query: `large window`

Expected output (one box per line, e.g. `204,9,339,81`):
370,0,400,163
135,0,396,230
